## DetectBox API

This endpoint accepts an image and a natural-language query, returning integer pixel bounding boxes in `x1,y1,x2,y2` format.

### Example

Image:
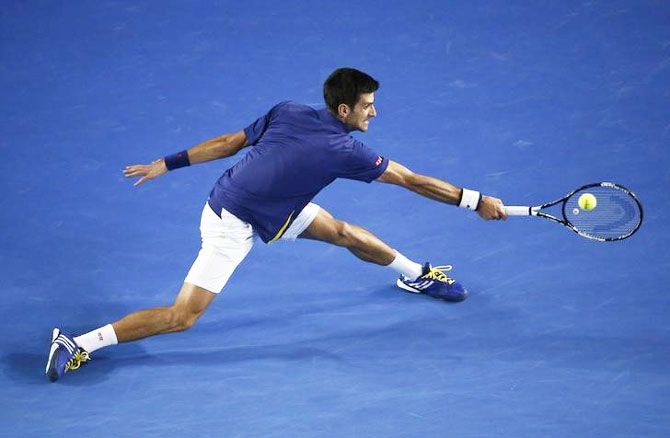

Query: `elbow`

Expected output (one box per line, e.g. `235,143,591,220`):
218,134,245,157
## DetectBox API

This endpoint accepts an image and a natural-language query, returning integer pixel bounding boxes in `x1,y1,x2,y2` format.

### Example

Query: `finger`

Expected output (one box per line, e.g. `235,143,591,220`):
126,167,148,177
491,200,507,221
127,164,148,170
134,176,148,186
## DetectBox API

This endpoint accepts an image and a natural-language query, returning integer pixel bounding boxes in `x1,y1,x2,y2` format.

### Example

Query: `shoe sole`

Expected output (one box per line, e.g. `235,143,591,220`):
46,328,61,382
445,288,469,302
396,279,422,294
396,279,469,302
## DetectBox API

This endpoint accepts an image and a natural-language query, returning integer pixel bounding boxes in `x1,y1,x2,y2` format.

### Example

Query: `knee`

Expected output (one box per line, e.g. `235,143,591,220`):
167,306,199,332
335,221,357,246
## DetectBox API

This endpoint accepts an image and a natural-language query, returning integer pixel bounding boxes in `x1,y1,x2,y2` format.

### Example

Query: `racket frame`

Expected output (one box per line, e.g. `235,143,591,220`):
505,182,643,241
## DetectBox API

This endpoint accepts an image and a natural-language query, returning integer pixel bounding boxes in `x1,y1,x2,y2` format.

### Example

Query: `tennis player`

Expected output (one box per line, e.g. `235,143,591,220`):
46,68,507,382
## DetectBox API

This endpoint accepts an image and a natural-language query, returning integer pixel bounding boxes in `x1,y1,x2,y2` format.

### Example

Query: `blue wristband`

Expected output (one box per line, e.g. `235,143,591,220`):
164,150,190,170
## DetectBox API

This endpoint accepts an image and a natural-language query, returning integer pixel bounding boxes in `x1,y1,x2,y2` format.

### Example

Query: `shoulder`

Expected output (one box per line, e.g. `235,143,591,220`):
264,101,317,121
281,101,316,109
272,101,313,113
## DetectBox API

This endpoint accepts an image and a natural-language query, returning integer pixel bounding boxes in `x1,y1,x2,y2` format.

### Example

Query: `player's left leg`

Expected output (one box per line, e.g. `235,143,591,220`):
297,206,468,302
47,202,256,382
111,281,216,343
45,283,216,382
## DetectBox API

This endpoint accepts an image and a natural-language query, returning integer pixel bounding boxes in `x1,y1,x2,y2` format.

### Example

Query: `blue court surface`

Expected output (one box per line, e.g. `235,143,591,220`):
2,1,669,437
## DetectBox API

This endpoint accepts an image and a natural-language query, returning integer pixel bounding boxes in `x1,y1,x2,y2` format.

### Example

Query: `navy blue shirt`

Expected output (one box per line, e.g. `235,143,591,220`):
208,101,389,243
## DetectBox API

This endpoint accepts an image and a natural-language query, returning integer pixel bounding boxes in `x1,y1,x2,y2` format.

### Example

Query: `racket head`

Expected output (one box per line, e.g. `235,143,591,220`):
560,182,643,241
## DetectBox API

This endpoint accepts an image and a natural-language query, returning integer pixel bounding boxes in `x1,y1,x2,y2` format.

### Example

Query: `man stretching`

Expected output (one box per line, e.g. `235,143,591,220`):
46,68,507,382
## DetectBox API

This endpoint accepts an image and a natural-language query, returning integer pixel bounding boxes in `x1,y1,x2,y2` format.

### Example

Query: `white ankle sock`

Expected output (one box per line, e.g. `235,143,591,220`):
387,250,423,280
74,324,118,353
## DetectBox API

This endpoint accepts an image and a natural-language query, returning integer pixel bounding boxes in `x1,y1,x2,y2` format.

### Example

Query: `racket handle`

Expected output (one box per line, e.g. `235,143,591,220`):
504,206,536,216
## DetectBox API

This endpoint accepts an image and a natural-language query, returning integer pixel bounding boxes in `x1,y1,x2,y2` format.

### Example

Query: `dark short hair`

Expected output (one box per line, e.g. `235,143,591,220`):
323,68,379,112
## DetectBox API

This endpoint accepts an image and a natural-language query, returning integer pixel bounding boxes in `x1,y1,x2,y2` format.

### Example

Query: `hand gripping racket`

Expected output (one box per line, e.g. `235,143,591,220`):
504,182,643,241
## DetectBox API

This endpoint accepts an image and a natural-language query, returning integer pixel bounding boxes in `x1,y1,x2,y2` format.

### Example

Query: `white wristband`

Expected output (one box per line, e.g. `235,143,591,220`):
459,188,481,210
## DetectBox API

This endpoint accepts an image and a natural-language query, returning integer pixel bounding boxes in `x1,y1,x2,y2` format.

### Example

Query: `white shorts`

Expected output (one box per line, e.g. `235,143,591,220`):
184,202,320,293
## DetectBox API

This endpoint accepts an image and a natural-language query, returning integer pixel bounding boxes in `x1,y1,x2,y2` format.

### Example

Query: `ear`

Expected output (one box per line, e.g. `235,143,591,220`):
337,103,350,118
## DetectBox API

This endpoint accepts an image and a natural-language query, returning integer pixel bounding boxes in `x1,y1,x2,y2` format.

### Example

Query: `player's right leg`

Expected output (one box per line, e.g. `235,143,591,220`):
298,206,468,302
297,206,397,265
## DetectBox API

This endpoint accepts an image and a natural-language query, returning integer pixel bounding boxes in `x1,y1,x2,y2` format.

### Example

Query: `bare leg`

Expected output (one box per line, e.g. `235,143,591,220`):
299,207,395,265
112,282,216,343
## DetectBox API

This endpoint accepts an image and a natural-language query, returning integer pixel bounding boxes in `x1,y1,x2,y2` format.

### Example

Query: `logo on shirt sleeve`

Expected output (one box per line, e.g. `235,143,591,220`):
375,156,383,167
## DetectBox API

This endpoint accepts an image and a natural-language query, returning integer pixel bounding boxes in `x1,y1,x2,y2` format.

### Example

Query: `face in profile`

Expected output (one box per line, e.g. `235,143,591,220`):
342,92,377,132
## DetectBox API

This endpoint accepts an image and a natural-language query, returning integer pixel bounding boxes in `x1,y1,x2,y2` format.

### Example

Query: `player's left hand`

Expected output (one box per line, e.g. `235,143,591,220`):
124,159,168,186
477,195,508,221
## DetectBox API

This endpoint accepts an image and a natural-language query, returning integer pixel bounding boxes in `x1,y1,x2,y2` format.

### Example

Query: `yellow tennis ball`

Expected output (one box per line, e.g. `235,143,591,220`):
578,193,597,211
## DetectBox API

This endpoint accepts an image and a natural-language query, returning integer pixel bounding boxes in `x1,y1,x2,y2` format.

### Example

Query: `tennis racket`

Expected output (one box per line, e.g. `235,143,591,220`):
504,182,643,241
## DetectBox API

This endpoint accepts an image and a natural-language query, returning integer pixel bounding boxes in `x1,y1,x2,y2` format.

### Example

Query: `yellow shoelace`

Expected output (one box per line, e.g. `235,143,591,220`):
422,265,456,285
65,350,90,372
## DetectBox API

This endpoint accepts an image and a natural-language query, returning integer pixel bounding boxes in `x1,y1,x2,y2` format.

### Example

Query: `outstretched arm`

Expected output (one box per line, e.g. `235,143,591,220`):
376,160,507,220
124,130,248,186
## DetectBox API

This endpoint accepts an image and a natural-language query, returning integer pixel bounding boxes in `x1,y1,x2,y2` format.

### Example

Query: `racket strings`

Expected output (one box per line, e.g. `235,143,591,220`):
565,186,641,240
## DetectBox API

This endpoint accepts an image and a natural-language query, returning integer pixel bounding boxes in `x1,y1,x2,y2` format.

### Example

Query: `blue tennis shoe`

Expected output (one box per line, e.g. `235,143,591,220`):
397,263,468,302
45,328,90,382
